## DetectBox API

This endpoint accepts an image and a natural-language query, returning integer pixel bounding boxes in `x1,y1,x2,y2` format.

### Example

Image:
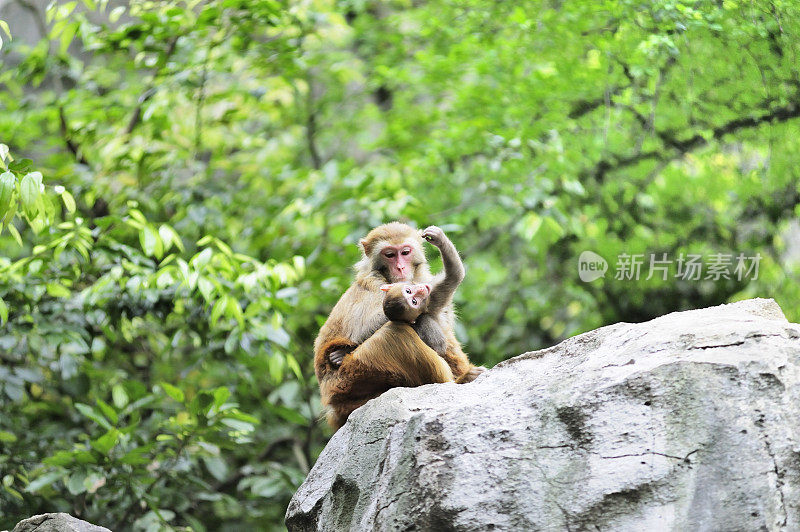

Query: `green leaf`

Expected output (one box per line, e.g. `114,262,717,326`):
192,247,213,269
46,282,71,298
67,471,87,495
160,382,184,402
96,399,118,424
140,225,161,258
0,297,8,325
220,418,254,433
223,411,259,424
84,472,106,494
0,20,11,41
226,297,245,329
74,403,113,430
109,5,125,23
268,404,307,425
120,446,152,466
20,172,42,219
112,384,129,409
292,255,305,276
43,450,75,467
213,387,230,409
286,354,303,381
202,456,227,481
61,190,76,213
8,159,31,173
59,21,77,54
0,430,17,443
241,475,283,498
264,325,290,348
0,143,8,161
90,428,119,455
2,196,16,225
197,276,214,301
73,451,96,465
25,471,62,493
7,223,21,246
210,296,226,327
4,485,23,501
268,354,284,383
159,224,184,252
0,171,14,219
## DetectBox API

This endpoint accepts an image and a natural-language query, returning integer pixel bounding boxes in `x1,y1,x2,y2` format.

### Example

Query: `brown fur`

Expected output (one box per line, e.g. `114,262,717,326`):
315,222,481,430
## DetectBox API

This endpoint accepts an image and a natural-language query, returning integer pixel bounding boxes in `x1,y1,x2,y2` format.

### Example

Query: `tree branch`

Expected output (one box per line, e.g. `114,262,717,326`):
125,36,180,135
58,106,90,166
585,100,800,182
305,74,322,170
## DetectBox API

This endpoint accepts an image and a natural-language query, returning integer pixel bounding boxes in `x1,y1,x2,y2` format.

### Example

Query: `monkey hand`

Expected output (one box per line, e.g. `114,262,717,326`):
421,225,447,248
328,347,352,367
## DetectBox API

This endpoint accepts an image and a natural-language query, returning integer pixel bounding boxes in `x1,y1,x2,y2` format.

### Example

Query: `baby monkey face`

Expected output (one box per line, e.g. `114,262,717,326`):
380,282,431,322
400,283,431,309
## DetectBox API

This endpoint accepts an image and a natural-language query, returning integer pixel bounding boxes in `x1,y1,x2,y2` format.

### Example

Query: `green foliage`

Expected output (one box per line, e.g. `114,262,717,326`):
1,0,800,529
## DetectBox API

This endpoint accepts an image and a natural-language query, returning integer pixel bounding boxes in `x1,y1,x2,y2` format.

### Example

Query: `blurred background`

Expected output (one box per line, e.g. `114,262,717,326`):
0,0,798,529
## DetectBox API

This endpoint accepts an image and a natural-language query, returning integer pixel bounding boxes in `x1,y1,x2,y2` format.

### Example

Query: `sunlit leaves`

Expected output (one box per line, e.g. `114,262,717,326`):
24,472,61,494
0,172,14,221
75,403,114,431
90,429,119,455
60,190,76,213
0,21,10,43
19,172,41,220
160,382,184,403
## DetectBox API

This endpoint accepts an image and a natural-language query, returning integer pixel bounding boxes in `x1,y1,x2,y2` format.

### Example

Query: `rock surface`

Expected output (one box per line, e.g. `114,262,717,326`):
11,513,110,532
286,298,800,531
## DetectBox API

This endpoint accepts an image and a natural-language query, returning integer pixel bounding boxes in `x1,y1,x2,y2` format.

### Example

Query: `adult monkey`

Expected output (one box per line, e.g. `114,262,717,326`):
314,222,483,429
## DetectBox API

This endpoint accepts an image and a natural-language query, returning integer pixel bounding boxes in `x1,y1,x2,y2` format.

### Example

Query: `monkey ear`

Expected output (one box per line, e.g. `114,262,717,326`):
359,238,369,255
379,284,392,292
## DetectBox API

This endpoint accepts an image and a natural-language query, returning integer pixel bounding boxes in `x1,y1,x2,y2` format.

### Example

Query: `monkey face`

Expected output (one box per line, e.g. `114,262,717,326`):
401,283,430,310
380,283,430,323
358,222,427,283
379,243,417,281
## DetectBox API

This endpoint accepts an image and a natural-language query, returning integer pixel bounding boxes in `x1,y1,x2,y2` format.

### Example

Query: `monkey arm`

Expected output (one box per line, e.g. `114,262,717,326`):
425,232,465,314
412,313,448,356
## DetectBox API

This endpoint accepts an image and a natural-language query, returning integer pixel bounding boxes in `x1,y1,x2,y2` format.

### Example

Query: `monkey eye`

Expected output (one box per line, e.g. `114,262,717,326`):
411,298,418,305
405,288,411,294
401,248,411,256
384,251,395,258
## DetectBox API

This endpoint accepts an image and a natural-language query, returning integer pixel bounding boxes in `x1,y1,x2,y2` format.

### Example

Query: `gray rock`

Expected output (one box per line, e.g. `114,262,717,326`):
12,513,110,532
286,298,800,531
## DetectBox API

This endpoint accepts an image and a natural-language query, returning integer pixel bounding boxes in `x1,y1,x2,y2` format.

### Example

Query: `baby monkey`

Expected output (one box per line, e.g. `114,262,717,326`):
380,282,448,355
380,225,465,357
